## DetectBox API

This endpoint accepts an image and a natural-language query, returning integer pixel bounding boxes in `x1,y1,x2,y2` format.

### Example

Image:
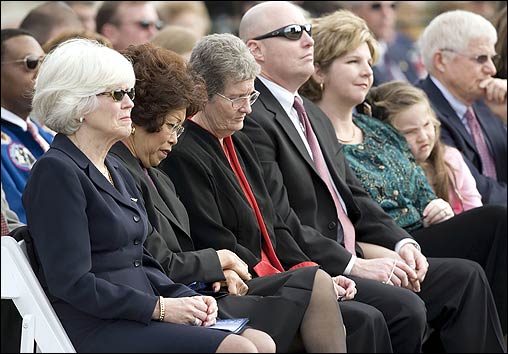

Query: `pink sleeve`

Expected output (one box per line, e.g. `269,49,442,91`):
444,146,483,213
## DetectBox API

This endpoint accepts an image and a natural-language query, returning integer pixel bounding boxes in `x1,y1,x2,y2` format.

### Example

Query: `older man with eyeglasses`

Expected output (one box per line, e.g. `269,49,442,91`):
240,2,506,352
416,10,507,208
96,1,163,51
1,29,54,224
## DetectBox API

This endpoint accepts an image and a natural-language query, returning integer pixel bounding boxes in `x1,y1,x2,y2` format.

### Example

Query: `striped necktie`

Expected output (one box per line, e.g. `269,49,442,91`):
465,107,496,179
293,96,356,254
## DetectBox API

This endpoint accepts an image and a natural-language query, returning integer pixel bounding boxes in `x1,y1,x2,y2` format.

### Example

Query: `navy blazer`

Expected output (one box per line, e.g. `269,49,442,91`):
242,78,411,275
417,76,507,205
22,134,196,328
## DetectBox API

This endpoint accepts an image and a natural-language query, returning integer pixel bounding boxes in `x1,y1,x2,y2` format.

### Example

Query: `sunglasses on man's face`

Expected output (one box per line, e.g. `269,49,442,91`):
1,55,44,71
97,88,135,102
370,2,397,11
135,19,164,30
252,24,312,41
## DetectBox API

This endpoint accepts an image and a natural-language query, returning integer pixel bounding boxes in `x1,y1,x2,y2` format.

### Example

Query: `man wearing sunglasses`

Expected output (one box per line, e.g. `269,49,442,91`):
1,29,54,224
350,1,425,86
97,1,162,51
417,10,507,209
240,2,506,352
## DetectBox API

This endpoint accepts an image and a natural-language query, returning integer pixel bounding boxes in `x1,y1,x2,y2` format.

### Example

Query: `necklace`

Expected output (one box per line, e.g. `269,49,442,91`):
103,167,114,186
337,127,356,143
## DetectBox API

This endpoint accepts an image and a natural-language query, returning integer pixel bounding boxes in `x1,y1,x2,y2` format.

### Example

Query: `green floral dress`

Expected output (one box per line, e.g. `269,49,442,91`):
342,114,437,231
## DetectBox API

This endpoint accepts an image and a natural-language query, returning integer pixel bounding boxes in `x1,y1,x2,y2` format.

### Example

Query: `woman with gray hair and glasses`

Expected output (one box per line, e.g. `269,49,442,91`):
22,38,275,353
158,32,376,353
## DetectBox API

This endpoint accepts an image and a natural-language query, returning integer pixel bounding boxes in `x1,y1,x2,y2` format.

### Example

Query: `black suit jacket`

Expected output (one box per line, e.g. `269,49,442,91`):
417,76,507,205
109,142,225,285
242,78,411,275
22,134,196,331
160,121,316,272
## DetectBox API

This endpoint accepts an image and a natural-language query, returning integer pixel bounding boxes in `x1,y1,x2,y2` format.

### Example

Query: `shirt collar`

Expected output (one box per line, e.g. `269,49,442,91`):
258,75,303,118
429,75,468,119
1,107,31,131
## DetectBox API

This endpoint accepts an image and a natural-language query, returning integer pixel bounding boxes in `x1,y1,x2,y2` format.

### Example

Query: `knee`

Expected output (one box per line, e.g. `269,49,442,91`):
314,268,334,286
398,290,427,332
248,329,276,353
216,334,259,353
453,258,489,286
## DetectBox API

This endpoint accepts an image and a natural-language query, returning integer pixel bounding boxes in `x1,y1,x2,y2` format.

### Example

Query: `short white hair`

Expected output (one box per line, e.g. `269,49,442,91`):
33,38,135,135
418,10,497,74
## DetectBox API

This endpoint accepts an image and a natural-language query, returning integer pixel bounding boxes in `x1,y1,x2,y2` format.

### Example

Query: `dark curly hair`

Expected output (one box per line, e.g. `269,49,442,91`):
121,43,206,133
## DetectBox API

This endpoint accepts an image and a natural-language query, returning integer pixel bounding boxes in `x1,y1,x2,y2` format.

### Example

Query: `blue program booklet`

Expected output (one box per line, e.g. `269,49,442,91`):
207,318,249,334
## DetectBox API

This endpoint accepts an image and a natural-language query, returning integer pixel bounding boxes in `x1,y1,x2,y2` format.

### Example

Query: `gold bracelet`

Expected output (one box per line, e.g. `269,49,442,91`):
158,296,165,322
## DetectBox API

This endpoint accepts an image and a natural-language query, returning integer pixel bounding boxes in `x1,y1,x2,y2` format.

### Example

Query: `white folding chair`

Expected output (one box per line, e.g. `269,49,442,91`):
1,236,76,353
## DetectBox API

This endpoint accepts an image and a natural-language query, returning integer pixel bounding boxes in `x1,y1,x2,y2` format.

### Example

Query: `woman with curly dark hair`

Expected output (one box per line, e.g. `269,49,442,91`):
110,43,349,352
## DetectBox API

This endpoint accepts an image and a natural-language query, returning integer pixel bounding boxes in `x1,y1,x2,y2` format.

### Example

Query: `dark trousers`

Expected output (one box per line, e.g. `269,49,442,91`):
351,257,505,352
340,300,393,352
412,204,507,335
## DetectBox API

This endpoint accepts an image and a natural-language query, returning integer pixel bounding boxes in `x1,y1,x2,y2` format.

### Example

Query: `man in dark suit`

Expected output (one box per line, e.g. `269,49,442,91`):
239,1,506,352
416,10,507,205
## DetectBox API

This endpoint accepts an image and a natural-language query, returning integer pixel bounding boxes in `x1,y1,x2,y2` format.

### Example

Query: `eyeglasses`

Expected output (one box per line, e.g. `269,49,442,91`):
166,122,185,137
216,90,260,109
1,55,44,70
97,88,135,102
252,24,312,41
441,49,500,65
370,2,397,11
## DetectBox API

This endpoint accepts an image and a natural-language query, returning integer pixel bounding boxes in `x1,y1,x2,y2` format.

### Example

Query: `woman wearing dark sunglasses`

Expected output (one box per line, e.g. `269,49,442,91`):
109,41,350,353
22,38,275,353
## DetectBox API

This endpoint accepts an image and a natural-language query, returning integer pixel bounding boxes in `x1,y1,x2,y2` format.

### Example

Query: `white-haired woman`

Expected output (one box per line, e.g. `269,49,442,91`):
22,38,275,353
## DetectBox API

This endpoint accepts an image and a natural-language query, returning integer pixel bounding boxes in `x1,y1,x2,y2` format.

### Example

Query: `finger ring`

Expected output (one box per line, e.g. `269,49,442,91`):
193,317,200,326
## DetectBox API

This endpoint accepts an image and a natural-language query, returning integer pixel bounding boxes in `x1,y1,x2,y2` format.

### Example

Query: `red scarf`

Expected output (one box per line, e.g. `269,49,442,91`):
222,136,284,276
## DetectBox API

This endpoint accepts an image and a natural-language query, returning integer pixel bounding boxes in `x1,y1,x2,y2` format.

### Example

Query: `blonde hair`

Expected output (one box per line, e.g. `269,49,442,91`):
299,10,379,102
366,81,456,202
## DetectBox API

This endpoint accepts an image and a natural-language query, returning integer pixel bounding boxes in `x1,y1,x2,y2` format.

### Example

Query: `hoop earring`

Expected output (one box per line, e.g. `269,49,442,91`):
131,126,136,135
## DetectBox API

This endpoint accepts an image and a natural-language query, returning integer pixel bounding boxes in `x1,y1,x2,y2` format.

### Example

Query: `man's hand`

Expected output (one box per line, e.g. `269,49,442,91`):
481,77,507,124
398,243,429,292
351,257,419,291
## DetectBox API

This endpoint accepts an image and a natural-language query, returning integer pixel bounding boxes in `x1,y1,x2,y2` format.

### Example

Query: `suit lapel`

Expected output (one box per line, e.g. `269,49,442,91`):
51,134,137,212
422,77,477,151
147,168,191,235
255,79,320,175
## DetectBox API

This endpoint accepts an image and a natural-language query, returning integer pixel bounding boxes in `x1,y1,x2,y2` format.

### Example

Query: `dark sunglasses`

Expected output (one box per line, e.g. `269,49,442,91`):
441,49,500,65
1,55,44,70
252,24,312,41
136,19,164,30
370,2,397,11
97,88,135,102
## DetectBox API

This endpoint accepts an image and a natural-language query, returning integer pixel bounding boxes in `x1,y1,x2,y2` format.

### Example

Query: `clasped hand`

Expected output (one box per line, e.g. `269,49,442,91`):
213,249,252,295
158,295,218,327
352,244,428,292
332,275,357,301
